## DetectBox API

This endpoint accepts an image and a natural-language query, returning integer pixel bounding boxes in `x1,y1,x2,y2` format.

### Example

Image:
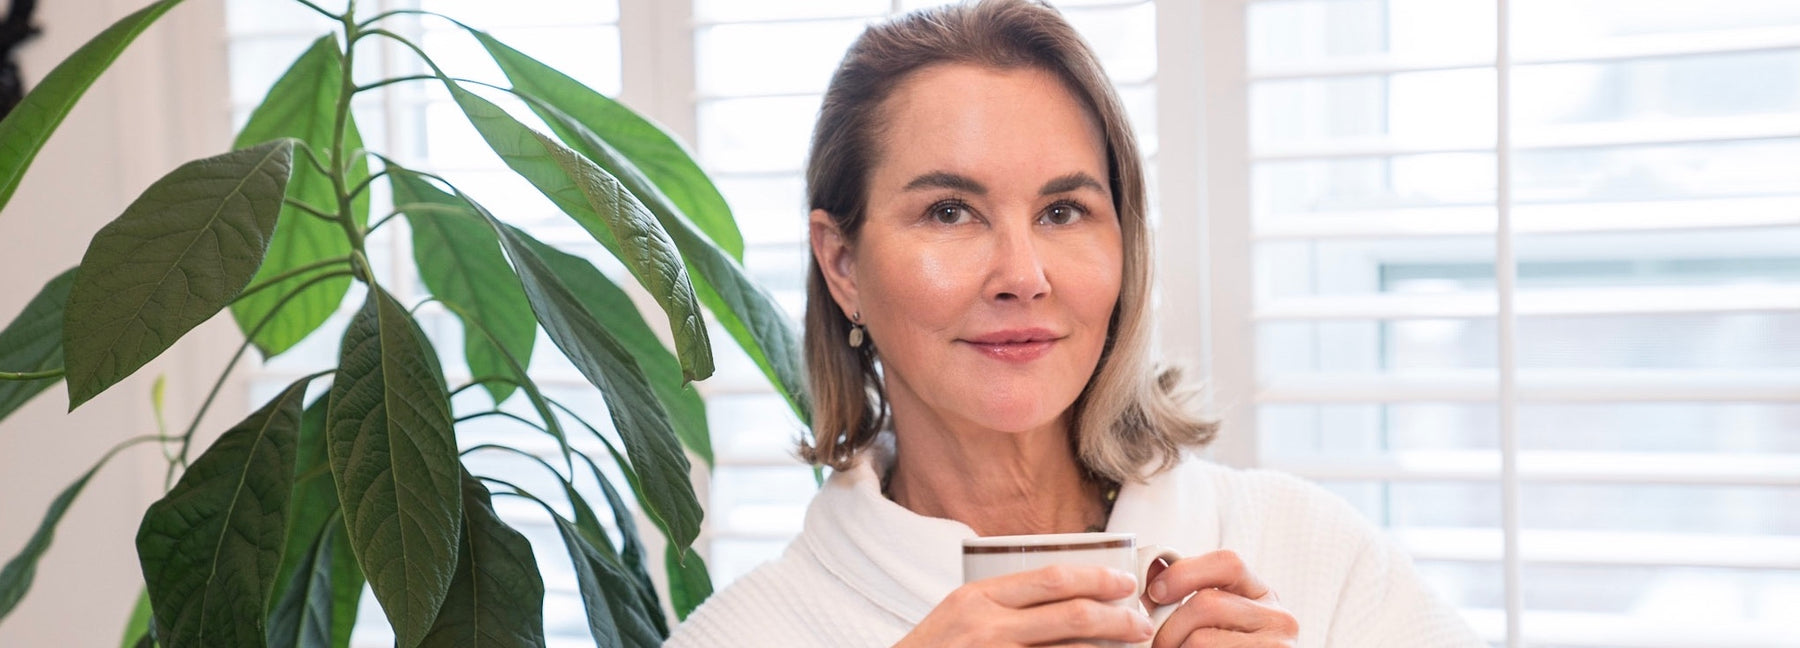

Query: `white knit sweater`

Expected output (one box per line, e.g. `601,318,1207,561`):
667,453,1484,647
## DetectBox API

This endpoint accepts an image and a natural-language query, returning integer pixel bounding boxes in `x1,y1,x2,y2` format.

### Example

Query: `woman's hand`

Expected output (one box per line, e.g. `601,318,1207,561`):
896,565,1156,648
1146,550,1299,648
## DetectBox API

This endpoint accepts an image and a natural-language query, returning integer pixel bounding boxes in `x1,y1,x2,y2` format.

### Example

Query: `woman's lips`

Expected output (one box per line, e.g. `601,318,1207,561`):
962,328,1060,363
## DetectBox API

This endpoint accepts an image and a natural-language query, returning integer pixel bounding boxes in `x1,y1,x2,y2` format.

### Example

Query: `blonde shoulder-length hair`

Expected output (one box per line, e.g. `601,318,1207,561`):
797,0,1217,484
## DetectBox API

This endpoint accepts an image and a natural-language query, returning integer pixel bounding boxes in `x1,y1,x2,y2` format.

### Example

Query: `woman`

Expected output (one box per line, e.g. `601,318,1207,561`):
668,1,1483,646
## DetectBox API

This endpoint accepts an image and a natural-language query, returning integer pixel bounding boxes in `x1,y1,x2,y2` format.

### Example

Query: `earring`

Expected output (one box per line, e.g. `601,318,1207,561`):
847,311,866,348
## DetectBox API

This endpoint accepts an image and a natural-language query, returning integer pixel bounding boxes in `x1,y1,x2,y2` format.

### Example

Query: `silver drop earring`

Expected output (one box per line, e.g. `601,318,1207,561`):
847,311,866,348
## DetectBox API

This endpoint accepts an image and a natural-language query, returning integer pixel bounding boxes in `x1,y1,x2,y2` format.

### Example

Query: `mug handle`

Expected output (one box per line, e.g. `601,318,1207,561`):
1134,545,1184,635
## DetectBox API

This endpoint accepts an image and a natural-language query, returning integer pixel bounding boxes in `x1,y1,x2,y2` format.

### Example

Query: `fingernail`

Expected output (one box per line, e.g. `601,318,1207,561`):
1148,579,1168,603
1134,611,1154,635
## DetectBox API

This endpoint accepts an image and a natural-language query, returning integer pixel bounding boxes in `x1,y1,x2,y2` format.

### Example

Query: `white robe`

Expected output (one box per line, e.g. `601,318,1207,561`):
666,452,1484,647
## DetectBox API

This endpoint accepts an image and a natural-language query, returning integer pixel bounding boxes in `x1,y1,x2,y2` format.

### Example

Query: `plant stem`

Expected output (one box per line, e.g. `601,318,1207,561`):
283,197,342,223
454,409,544,431
460,442,573,488
354,8,459,31
170,270,355,481
360,29,447,78
0,369,63,381
449,376,521,398
365,210,404,236
291,0,341,22
344,168,390,203
293,140,335,180
233,256,354,305
354,74,434,94
329,9,367,256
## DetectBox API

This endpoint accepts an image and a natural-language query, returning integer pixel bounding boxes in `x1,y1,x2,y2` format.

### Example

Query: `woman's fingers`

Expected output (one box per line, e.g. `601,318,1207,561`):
1144,551,1298,648
1146,550,1272,604
1151,588,1298,648
982,564,1138,608
1156,627,1292,648
1009,597,1155,646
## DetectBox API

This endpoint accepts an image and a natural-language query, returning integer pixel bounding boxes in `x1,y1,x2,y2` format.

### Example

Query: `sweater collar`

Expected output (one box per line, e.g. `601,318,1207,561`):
799,447,1223,625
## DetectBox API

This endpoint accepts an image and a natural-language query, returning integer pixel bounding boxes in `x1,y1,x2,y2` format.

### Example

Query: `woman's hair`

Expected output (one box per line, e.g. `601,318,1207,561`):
798,0,1217,483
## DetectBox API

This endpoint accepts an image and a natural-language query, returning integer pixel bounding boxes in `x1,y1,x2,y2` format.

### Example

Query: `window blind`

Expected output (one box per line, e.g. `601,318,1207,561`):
1226,0,1800,645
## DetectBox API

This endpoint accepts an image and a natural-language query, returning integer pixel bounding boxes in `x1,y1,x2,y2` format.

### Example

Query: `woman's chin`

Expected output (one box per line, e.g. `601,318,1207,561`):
955,400,1069,436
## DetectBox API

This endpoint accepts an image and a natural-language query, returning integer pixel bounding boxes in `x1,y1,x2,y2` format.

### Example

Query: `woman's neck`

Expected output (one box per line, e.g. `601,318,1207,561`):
881,409,1107,537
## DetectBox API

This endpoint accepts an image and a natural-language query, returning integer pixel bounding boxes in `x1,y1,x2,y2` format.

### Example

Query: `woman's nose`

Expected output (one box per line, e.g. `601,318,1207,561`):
986,225,1051,303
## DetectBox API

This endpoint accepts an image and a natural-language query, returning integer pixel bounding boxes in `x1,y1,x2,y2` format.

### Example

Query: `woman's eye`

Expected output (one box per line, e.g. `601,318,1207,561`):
929,202,972,225
1041,202,1086,225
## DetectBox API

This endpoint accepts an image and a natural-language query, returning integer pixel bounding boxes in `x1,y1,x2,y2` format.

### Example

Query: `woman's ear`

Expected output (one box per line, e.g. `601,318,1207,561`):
810,209,859,317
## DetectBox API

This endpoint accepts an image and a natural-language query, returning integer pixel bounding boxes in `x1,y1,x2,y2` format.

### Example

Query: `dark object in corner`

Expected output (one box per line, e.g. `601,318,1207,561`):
0,0,40,119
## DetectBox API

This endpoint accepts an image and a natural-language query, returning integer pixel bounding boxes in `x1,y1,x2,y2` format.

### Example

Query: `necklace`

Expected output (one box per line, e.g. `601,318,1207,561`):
1086,481,1120,533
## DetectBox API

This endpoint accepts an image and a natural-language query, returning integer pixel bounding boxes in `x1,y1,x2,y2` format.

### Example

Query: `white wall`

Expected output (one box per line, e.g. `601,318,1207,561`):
0,0,232,645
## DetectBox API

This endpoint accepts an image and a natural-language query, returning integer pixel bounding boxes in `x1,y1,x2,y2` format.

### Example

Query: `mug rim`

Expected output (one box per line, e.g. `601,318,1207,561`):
962,532,1134,554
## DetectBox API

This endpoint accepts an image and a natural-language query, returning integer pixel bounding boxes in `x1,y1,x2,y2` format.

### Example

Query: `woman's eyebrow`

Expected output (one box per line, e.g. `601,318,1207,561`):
1039,172,1104,196
903,171,987,194
900,171,1104,196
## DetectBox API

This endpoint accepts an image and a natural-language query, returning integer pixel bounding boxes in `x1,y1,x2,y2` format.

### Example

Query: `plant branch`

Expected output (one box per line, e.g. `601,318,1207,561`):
354,8,459,32
292,140,334,180
449,375,522,399
353,74,435,94
365,209,404,236
453,409,544,432
359,29,448,79
0,369,62,381
169,271,354,484
233,256,354,305
344,167,390,203
290,0,341,22
282,197,342,224
462,443,573,486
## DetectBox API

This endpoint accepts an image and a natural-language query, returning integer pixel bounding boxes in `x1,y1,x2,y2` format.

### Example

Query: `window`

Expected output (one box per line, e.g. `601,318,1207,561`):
1209,0,1800,644
219,1,1799,646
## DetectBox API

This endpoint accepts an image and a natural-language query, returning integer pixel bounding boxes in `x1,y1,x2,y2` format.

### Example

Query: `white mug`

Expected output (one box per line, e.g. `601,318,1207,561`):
962,532,1180,648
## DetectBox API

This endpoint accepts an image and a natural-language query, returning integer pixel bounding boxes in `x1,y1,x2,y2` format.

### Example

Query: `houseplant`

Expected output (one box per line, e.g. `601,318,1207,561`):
0,0,809,646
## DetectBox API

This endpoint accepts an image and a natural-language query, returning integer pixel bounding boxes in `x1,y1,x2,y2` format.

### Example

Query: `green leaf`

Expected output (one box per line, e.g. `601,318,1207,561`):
63,139,295,408
550,457,664,637
444,84,713,383
327,285,461,648
517,233,710,466
230,36,367,358
121,587,152,648
0,0,183,212
664,543,713,622
393,174,535,406
421,470,547,648
271,397,331,604
477,210,702,551
468,30,744,261
0,268,74,424
386,169,572,471
268,398,363,648
136,377,310,647
579,455,666,634
0,446,121,622
267,518,361,648
490,93,807,423
550,515,662,647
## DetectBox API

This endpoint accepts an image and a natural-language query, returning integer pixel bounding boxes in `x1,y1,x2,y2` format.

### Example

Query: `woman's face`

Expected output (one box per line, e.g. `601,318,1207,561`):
811,63,1123,436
